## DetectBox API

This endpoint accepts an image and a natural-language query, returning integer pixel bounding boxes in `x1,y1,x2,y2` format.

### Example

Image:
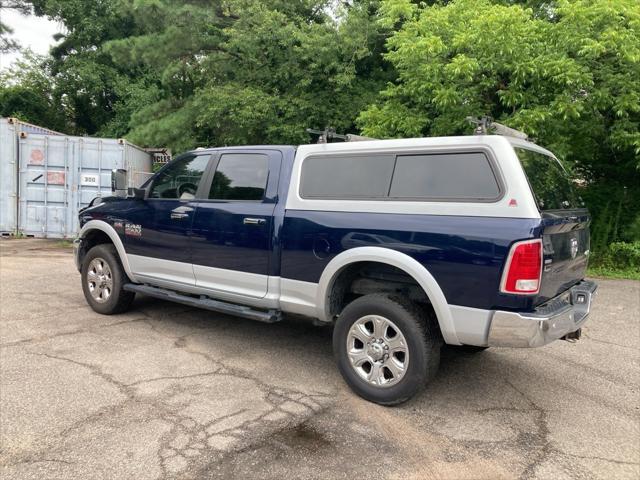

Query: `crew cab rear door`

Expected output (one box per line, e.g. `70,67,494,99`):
190,149,281,298
515,147,590,304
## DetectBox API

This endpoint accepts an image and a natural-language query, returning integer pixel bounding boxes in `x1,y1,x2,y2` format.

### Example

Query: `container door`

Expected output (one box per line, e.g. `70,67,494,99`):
73,138,128,236
0,119,18,234
18,134,72,238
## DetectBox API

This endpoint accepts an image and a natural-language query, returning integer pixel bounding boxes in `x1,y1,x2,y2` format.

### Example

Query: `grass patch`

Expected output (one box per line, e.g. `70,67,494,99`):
588,241,640,280
55,240,74,248
587,266,640,281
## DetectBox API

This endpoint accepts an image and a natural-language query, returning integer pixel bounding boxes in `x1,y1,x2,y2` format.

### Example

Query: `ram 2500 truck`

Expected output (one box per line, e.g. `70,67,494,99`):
74,133,597,405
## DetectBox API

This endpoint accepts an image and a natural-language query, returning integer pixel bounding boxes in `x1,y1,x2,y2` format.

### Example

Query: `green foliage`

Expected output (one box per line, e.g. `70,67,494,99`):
608,242,640,269
0,51,67,130
589,241,640,280
13,0,159,134
361,0,640,152
113,0,390,152
1,19,19,53
582,182,640,255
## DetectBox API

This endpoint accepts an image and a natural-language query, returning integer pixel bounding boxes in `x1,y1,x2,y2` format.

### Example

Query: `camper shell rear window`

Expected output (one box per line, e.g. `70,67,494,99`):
515,148,583,210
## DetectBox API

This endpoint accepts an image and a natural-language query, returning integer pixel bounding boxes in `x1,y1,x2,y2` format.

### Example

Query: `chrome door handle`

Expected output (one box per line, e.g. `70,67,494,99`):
243,217,266,225
170,205,193,220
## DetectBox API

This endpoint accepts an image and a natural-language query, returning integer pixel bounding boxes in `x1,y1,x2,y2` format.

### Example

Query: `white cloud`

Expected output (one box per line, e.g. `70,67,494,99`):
0,8,63,71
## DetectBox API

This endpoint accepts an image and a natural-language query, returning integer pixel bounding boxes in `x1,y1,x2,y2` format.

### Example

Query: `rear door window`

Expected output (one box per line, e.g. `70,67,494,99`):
515,148,582,210
209,153,269,201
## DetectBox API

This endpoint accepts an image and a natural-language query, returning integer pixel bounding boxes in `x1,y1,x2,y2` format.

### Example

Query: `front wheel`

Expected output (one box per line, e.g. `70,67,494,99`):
81,244,135,315
333,294,441,405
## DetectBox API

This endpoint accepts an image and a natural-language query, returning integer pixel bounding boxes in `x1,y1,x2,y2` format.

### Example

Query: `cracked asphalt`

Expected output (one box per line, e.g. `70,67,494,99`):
0,239,638,479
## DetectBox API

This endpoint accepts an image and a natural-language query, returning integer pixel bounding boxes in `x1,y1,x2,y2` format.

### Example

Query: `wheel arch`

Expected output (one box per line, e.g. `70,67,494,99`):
316,247,461,345
78,220,137,282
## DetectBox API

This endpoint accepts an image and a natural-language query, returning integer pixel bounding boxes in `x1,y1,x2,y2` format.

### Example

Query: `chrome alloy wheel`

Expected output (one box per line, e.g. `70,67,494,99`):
346,315,409,387
86,257,113,303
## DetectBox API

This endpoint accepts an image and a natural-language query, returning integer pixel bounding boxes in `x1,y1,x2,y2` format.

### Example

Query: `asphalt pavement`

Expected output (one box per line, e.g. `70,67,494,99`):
0,239,638,479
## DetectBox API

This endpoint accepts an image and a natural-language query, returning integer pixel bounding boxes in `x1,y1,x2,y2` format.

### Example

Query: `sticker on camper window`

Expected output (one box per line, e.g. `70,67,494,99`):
30,149,44,165
81,174,99,186
47,171,65,185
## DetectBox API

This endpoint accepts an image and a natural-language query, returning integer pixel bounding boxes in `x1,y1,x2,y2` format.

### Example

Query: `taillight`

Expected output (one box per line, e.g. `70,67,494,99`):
500,239,542,295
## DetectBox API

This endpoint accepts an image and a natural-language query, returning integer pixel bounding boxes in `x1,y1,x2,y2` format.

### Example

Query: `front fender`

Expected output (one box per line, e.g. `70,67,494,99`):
77,220,138,283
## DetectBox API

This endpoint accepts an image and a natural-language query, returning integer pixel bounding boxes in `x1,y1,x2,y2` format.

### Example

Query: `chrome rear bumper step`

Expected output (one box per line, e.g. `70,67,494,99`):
123,283,282,323
487,279,597,348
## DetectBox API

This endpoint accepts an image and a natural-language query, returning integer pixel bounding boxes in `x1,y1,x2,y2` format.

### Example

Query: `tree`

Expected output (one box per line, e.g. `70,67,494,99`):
0,51,67,130
358,0,640,244
32,0,141,134
105,0,390,152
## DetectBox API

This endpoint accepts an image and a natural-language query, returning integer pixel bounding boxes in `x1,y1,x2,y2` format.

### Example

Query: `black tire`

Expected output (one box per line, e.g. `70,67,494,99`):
333,294,441,406
81,244,135,315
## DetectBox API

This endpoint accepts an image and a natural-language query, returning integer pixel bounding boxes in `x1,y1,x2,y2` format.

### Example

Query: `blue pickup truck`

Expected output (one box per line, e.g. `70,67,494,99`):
74,132,597,404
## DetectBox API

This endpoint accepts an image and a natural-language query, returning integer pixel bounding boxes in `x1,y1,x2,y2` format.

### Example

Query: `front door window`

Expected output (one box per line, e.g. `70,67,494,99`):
150,154,210,200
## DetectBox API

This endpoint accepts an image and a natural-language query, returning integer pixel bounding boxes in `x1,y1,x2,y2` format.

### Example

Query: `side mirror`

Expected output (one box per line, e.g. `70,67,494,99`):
111,169,127,197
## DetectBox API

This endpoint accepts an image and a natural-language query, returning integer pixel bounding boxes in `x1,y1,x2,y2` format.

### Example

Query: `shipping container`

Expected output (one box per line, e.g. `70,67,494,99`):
0,117,153,238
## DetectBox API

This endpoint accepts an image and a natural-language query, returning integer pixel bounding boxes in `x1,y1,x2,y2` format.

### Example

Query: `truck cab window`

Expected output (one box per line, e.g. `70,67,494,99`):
149,154,210,200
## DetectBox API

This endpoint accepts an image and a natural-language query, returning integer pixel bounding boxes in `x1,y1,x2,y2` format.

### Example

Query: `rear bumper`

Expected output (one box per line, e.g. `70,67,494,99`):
487,279,598,348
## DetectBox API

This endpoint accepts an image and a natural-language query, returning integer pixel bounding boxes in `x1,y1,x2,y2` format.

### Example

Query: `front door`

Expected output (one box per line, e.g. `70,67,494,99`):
125,153,212,286
190,150,281,298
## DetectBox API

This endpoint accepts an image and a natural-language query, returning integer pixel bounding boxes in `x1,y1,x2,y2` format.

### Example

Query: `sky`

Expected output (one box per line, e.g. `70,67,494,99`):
0,8,62,72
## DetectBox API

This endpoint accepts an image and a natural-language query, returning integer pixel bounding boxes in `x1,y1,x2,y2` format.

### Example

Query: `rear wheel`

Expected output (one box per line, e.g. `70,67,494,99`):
81,244,135,314
333,294,441,405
